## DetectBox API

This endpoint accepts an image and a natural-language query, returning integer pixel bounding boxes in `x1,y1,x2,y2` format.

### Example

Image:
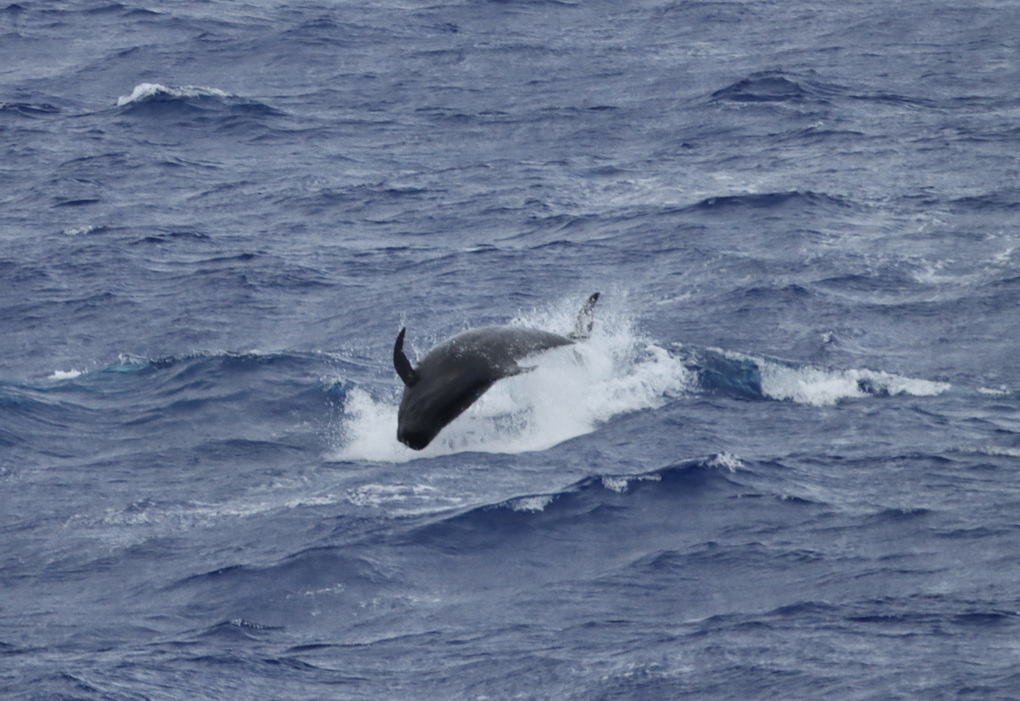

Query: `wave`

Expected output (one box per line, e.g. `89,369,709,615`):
0,101,61,119
1,350,350,465
159,456,754,607
36,348,355,388
684,190,851,214
0,381,90,455
950,190,1020,212
709,70,844,104
163,547,396,629
88,351,349,430
113,83,285,121
678,346,950,405
708,69,948,111
116,83,229,108
402,455,756,549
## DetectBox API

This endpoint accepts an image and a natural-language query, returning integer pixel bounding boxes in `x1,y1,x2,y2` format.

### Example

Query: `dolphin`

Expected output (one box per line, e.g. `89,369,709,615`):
393,292,601,450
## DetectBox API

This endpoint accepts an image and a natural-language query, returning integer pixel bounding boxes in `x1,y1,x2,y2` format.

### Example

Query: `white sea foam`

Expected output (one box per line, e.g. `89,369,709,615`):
327,299,693,462
65,490,343,534
116,82,231,107
62,225,100,236
601,476,632,493
977,386,1010,396
706,452,745,472
346,483,439,508
48,368,84,381
601,472,663,494
508,495,556,512
749,353,949,406
960,446,1020,459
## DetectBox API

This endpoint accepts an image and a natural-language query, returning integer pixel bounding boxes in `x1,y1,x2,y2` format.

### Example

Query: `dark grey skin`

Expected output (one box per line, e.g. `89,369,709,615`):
394,293,600,450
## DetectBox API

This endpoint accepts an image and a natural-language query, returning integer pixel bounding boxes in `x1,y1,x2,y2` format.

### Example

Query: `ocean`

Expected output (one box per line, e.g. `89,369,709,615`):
3,0,1020,698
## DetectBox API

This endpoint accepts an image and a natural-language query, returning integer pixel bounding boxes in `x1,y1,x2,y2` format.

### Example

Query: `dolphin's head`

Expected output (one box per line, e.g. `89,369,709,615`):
394,327,504,450
395,384,441,450
396,372,494,450
394,328,442,449
396,417,438,451
396,389,457,450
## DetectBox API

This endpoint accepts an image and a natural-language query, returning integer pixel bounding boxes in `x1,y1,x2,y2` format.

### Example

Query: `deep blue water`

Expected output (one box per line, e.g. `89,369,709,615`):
4,0,1020,698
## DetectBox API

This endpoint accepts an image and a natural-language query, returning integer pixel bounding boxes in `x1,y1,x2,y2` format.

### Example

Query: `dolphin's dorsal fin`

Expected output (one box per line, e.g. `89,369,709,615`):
393,327,420,387
568,292,601,340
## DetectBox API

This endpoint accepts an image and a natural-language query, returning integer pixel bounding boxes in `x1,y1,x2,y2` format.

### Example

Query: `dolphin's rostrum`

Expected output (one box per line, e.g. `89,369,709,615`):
393,293,601,450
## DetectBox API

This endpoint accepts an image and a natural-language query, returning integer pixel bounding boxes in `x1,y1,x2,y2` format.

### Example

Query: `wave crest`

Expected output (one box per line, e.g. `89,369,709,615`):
114,83,283,121
680,346,950,406
116,82,232,107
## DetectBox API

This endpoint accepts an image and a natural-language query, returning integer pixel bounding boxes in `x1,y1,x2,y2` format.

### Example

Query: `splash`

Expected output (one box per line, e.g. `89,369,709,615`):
327,300,692,462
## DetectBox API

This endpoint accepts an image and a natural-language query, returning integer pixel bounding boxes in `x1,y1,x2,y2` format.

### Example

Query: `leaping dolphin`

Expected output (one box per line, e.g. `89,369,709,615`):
393,292,601,450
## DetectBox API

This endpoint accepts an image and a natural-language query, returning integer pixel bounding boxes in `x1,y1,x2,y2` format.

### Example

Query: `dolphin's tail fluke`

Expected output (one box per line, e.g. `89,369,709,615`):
393,327,420,387
569,292,601,341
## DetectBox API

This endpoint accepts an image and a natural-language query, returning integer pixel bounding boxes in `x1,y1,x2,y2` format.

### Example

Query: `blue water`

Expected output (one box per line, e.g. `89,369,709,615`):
4,0,1020,697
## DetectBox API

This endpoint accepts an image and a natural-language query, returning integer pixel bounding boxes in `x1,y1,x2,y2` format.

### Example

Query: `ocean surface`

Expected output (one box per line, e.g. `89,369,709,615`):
3,0,1020,698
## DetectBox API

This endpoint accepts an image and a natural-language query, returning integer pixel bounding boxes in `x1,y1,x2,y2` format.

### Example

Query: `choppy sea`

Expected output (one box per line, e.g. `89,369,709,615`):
4,0,1020,698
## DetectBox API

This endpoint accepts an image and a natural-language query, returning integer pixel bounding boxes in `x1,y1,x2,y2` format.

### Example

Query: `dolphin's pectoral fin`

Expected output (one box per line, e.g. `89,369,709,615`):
493,363,536,382
393,327,420,387
568,292,601,340
504,364,536,378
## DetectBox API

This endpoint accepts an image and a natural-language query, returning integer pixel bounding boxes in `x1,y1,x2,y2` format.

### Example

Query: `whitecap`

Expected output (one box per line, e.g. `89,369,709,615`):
600,471,663,493
116,82,231,107
765,365,948,406
722,350,951,406
706,452,745,472
977,386,1010,396
508,495,556,512
601,476,631,493
48,368,84,381
62,225,100,236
